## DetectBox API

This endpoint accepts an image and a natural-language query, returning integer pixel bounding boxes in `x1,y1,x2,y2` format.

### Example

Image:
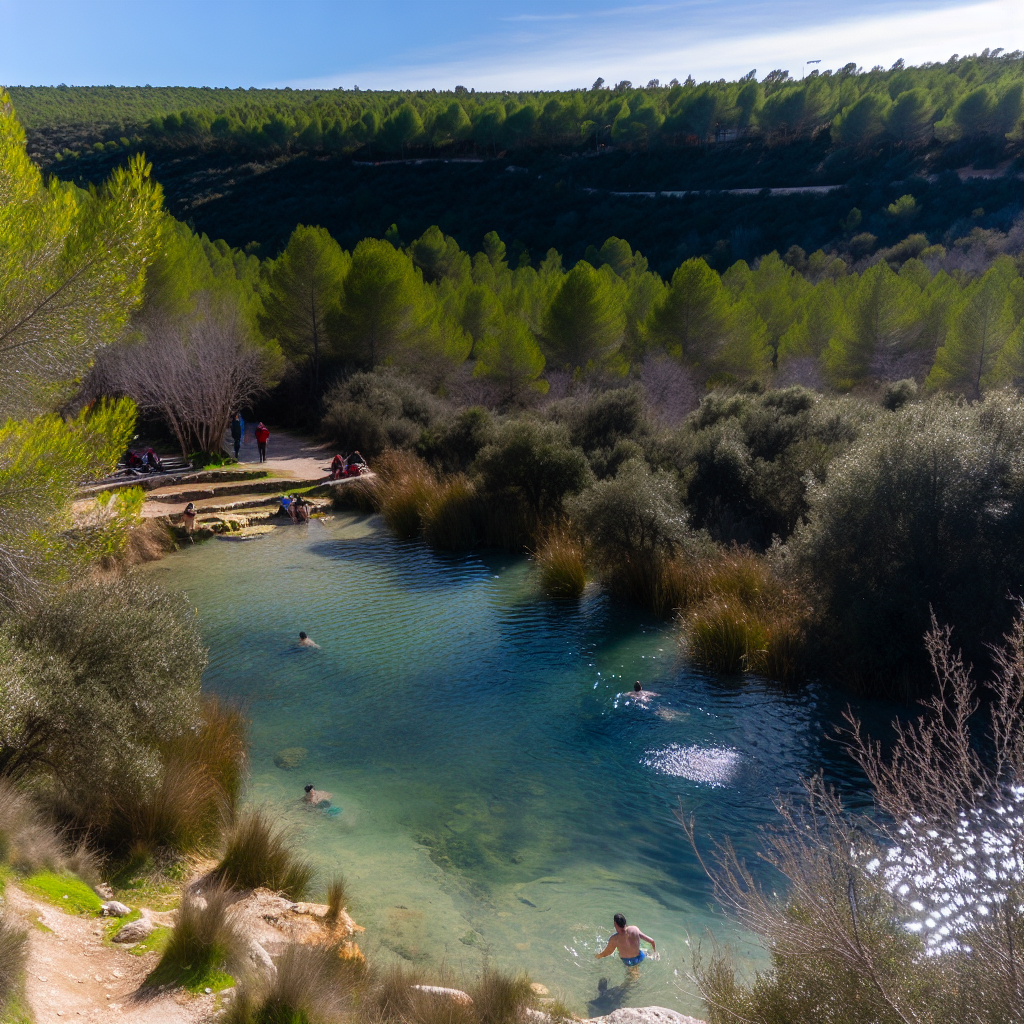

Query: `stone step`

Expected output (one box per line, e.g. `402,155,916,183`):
144,476,325,503
80,468,270,498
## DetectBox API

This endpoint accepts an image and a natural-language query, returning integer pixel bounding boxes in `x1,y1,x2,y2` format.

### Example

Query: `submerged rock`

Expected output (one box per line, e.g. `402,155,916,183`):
113,918,153,943
274,747,308,770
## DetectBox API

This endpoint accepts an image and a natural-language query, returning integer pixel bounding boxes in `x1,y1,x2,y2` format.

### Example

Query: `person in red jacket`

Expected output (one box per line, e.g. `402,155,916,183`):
255,422,270,463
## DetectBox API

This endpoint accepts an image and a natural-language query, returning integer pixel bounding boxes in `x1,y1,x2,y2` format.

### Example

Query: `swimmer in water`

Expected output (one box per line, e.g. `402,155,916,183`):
303,784,332,808
630,681,656,701
596,914,655,972
298,632,320,648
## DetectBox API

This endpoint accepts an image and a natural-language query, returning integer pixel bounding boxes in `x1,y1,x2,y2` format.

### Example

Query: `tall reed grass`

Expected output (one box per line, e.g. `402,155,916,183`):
421,476,479,550
680,548,807,683
214,807,314,900
534,528,587,599
0,778,66,874
113,697,248,856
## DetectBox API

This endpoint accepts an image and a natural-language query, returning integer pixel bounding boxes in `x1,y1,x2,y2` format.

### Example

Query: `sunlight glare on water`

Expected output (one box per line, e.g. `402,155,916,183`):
149,513,878,1016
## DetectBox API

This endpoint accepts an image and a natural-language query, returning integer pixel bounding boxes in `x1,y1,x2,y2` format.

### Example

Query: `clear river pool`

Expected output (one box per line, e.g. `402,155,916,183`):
150,513,886,1017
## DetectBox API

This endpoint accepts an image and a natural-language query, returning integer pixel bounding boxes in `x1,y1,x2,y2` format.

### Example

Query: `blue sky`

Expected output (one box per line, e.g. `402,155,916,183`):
1,0,1021,91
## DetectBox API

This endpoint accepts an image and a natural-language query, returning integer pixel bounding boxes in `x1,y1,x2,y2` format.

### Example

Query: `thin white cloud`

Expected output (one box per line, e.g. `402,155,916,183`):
287,0,1023,92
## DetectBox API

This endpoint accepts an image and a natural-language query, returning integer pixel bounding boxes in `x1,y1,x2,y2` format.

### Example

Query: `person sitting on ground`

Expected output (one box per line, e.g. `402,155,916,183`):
330,454,346,480
143,448,163,472
303,783,331,808
295,497,311,523
279,494,296,522
596,914,655,970
347,450,367,468
298,631,320,648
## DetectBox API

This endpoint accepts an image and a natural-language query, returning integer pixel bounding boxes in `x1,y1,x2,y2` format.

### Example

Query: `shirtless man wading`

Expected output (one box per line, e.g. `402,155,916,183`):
595,914,655,968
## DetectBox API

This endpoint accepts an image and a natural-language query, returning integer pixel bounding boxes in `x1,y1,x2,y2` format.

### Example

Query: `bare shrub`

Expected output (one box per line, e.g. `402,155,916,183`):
687,609,1024,1024
99,294,268,456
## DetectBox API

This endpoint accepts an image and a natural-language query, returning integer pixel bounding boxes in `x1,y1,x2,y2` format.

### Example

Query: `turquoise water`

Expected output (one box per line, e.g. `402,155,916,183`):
150,514,880,1016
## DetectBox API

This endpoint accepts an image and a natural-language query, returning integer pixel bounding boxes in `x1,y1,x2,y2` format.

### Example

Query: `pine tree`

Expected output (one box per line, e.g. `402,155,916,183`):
473,314,547,406
258,225,350,390
543,261,624,371
927,259,1019,397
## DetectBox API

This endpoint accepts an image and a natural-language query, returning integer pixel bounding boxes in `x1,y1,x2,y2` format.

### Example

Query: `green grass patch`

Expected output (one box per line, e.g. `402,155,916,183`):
0,996,34,1024
128,925,172,958
146,959,234,994
107,853,183,911
23,872,102,915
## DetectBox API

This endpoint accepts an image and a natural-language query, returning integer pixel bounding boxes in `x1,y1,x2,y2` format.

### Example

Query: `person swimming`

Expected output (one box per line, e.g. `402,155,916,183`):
303,784,332,808
298,632,320,648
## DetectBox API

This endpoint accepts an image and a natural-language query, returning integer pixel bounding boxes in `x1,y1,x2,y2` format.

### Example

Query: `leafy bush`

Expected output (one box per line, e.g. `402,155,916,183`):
568,458,696,614
150,882,242,993
534,528,588,599
547,385,652,478
474,419,593,524
786,392,1024,693
214,808,314,900
0,575,208,836
322,370,443,457
417,407,496,473
677,387,875,547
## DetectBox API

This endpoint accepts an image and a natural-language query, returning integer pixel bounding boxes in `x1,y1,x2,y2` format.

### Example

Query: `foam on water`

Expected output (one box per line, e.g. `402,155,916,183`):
149,514,880,1016
643,745,741,787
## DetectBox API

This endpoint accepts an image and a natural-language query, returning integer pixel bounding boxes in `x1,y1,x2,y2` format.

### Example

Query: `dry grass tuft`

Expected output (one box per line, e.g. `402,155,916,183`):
0,913,28,1013
325,874,348,925
214,807,314,900
421,475,479,550
0,778,67,874
114,697,248,856
150,881,244,992
534,528,587,600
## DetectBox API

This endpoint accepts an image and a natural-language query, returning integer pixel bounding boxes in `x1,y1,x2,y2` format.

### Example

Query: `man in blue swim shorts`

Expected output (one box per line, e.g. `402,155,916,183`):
595,914,655,969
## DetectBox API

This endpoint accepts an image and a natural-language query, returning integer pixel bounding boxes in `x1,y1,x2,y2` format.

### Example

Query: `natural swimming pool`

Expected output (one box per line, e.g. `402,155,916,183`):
150,513,882,1016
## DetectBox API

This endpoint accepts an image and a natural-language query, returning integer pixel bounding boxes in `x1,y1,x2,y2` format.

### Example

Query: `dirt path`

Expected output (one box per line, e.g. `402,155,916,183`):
228,425,335,481
6,886,215,1024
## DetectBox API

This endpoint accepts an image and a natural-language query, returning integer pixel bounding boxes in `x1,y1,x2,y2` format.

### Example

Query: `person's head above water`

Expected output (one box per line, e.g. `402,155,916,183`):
304,784,314,794
299,632,308,640
614,913,627,930
634,682,642,692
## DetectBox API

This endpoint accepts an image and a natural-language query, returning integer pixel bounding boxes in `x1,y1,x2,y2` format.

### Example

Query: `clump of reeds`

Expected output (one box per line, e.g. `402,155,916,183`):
374,451,438,540
680,548,807,683
325,874,348,924
114,697,248,856
0,913,28,1012
534,528,587,600
421,475,480,550
214,807,314,900
150,882,244,992
226,941,358,1024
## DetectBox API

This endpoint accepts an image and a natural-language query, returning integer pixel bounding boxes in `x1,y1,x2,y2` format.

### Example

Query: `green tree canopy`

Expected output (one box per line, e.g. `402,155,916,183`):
543,261,624,371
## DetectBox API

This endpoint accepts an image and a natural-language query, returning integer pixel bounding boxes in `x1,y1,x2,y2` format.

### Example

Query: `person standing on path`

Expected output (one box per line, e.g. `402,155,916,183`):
595,914,655,970
230,413,243,459
255,422,270,463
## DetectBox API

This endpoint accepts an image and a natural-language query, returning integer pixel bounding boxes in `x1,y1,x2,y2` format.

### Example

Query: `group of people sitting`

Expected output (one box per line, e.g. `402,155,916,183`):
124,446,164,473
279,493,312,523
329,451,367,480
